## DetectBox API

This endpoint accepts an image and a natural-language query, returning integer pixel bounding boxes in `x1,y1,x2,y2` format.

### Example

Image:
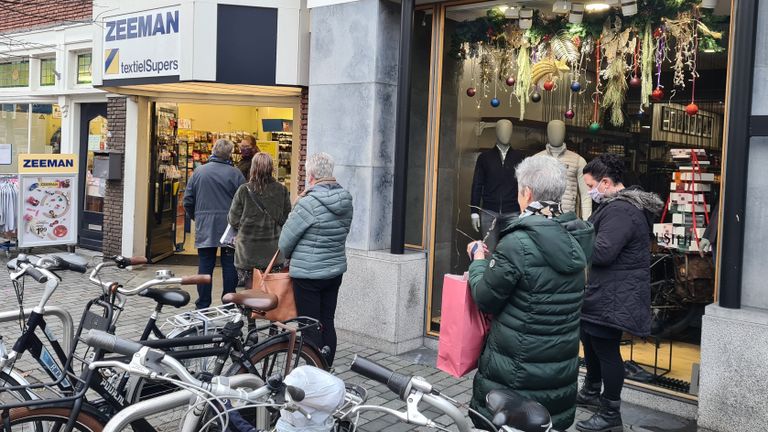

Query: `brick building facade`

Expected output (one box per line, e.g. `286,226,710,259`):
0,1,92,34
103,97,126,256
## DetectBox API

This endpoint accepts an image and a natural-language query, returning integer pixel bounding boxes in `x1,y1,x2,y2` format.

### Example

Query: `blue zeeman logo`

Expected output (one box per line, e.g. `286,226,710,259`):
23,159,74,168
105,10,179,42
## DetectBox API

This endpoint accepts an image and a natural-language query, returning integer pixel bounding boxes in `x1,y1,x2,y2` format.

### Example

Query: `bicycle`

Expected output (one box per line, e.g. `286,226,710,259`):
0,254,328,430
339,355,554,432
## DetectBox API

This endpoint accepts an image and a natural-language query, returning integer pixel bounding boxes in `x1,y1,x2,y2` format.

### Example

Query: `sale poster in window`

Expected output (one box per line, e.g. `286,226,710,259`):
18,154,78,247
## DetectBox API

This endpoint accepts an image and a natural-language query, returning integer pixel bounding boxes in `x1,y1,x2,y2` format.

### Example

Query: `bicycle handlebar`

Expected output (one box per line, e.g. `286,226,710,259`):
83,329,145,357
350,355,412,400
24,265,48,283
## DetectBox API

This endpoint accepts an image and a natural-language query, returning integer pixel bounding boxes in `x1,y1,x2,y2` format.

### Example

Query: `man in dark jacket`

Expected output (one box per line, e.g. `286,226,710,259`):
184,139,246,309
467,155,595,431
577,154,663,432
236,136,259,181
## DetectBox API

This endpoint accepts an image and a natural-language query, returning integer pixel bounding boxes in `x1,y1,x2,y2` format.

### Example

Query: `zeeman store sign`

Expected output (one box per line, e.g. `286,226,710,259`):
103,6,180,80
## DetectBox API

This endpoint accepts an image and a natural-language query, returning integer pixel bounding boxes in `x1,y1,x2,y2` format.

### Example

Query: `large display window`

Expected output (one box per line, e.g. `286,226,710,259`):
0,103,61,174
413,0,732,398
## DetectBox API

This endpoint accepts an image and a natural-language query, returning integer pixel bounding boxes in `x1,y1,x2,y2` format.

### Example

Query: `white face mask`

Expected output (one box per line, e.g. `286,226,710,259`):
589,181,607,203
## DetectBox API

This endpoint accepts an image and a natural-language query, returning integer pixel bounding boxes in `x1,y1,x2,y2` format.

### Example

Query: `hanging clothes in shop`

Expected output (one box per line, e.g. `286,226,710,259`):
0,177,19,234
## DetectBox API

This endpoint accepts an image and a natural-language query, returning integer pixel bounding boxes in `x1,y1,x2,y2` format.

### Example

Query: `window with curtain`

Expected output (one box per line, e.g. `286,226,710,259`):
0,61,30,88
77,53,92,84
40,58,56,86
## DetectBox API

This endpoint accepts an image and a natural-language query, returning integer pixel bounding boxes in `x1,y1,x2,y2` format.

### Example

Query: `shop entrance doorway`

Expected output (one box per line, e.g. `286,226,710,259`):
78,103,108,251
146,101,296,262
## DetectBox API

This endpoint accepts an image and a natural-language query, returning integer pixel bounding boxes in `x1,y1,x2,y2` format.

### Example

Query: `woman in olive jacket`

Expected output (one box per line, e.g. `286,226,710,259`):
228,153,291,287
467,155,595,431
576,154,663,432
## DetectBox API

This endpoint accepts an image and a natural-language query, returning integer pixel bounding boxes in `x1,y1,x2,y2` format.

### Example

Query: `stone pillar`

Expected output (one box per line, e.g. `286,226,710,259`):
698,1,768,429
103,96,126,256
307,0,426,354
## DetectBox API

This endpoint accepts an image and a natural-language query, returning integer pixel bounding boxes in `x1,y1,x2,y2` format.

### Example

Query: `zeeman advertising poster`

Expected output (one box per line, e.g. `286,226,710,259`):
18,154,79,247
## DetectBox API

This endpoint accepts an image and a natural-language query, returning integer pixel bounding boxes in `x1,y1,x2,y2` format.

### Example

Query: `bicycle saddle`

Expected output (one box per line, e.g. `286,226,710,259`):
222,290,277,312
139,288,190,308
486,389,553,432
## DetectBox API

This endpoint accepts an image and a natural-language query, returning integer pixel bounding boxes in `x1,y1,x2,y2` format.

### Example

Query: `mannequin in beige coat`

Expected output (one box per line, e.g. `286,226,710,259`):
537,120,592,219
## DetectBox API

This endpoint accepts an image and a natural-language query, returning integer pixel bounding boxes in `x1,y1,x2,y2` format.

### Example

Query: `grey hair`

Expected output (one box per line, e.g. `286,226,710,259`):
212,139,234,159
306,152,335,179
515,155,567,202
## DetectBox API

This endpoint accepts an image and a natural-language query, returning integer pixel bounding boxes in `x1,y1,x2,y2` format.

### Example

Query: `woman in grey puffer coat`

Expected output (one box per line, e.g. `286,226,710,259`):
279,152,353,366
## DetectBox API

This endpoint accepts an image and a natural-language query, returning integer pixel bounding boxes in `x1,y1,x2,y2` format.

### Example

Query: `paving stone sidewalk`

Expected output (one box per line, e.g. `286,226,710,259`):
0,250,701,431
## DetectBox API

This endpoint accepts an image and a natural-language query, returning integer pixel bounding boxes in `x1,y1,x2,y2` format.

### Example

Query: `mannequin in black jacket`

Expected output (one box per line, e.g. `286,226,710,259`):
470,119,523,252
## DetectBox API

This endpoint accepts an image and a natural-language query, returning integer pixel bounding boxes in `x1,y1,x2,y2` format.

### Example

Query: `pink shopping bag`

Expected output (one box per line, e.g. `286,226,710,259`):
436,273,491,378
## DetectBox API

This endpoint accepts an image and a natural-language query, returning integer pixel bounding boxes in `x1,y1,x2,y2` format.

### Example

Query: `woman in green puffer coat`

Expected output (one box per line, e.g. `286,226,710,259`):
466,155,595,431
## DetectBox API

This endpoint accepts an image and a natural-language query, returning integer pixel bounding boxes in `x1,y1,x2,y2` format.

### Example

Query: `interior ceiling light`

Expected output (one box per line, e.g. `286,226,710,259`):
497,5,509,12
585,2,611,12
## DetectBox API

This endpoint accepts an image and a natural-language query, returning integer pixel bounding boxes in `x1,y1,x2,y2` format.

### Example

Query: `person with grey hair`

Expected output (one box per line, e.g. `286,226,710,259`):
464,155,595,431
183,138,246,309
279,152,353,366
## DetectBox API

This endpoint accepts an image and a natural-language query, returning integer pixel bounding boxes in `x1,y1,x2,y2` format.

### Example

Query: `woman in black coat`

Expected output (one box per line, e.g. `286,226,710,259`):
575,154,663,432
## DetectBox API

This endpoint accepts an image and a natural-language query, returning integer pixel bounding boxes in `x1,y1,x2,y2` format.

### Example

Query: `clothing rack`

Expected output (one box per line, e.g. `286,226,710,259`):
0,175,19,256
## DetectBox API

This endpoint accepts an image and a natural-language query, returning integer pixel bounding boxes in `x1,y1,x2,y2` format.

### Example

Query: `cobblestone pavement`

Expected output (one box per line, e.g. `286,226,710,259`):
0,250,700,431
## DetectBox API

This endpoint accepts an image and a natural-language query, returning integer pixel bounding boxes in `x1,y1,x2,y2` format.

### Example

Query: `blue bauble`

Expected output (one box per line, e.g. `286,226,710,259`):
570,81,582,92
490,98,501,107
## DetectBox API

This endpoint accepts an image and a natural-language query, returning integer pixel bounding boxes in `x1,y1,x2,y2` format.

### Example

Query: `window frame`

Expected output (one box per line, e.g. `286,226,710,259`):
39,57,57,87
76,52,92,85
0,60,31,89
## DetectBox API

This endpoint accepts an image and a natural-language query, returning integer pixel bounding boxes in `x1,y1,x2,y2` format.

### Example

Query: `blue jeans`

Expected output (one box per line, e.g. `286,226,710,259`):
196,247,237,309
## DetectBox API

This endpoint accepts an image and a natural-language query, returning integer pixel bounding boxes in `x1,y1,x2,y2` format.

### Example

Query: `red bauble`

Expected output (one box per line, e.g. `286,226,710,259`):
543,80,555,91
506,77,516,87
629,76,641,87
651,87,664,102
466,87,477,97
564,109,575,119
653,28,663,39
685,103,699,116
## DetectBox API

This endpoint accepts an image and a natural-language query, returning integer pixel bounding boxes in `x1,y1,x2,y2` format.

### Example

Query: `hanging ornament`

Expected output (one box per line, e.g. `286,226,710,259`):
564,109,575,119
570,81,582,92
490,98,501,107
506,77,516,87
590,38,603,133
686,102,699,116
589,122,601,133
652,87,664,101
629,37,641,88
653,27,663,39
466,87,477,97
531,91,542,103
543,80,555,91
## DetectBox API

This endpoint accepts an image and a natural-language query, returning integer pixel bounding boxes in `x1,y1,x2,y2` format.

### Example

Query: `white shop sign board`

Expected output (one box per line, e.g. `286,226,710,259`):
102,6,181,80
17,154,79,248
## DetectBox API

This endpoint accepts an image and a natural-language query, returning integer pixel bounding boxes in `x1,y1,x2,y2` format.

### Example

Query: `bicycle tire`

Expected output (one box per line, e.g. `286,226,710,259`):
0,407,104,432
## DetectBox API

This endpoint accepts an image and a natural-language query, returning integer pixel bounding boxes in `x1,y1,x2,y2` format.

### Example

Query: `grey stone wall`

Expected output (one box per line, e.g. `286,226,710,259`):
307,0,399,251
103,96,126,256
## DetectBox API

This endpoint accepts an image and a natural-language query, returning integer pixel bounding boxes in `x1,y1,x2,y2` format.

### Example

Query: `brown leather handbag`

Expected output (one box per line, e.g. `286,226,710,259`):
251,250,297,321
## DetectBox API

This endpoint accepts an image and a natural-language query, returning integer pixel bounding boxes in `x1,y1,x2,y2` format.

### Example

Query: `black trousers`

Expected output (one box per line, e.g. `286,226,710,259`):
581,327,624,401
293,275,343,366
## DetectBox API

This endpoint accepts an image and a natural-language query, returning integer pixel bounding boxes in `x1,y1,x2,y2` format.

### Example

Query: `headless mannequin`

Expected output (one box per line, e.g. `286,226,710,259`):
537,120,592,219
470,119,522,252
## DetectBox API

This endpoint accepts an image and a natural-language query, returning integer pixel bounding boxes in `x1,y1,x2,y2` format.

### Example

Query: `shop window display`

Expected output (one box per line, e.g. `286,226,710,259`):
417,0,731,397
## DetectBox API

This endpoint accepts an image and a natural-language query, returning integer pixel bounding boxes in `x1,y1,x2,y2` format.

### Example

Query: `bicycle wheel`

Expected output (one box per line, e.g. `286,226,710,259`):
0,407,104,432
0,369,36,407
221,340,326,431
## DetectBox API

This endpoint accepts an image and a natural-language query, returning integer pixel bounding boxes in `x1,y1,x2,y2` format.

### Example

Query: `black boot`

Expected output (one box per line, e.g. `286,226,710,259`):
575,397,623,432
575,380,602,409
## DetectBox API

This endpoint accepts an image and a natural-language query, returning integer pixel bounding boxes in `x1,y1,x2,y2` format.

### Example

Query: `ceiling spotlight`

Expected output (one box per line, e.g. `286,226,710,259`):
585,2,611,12
497,5,509,12
553,0,572,14
569,3,584,22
